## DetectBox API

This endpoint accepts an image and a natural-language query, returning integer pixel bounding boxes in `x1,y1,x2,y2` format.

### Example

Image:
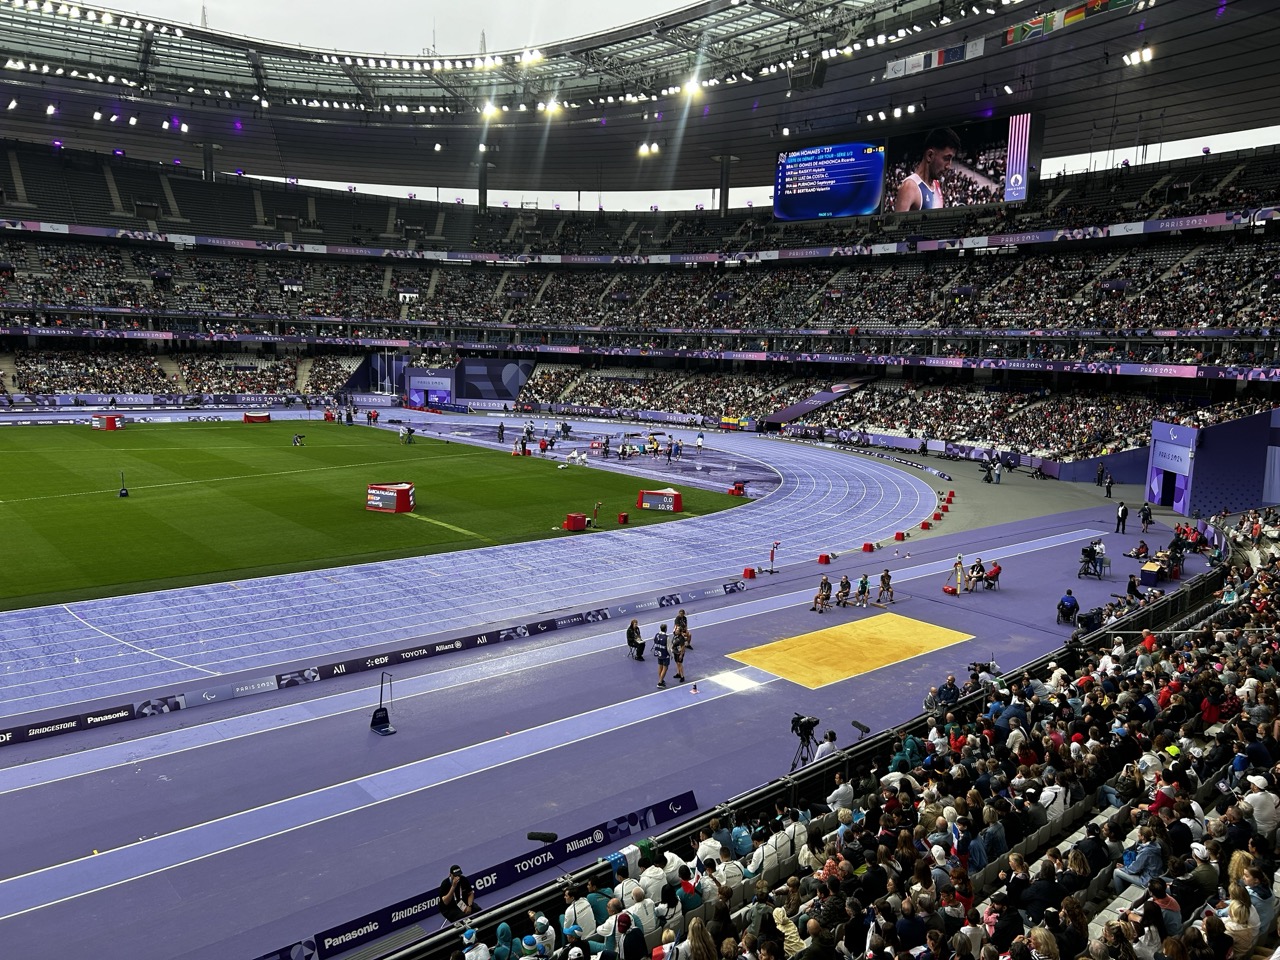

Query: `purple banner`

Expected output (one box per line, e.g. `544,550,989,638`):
765,389,846,424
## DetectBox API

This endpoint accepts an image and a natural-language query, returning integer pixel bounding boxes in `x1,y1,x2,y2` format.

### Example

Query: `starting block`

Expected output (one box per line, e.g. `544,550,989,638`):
861,543,875,553
894,532,905,541
932,512,942,521
921,521,932,530
743,567,757,579
818,553,832,564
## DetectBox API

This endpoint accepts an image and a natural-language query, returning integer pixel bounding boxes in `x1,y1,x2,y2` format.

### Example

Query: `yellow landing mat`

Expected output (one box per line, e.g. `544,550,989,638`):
728,613,973,689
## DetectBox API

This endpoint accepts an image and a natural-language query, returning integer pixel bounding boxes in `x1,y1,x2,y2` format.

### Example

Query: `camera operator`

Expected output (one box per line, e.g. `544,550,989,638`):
813,730,838,763
439,864,478,923
1091,539,1106,576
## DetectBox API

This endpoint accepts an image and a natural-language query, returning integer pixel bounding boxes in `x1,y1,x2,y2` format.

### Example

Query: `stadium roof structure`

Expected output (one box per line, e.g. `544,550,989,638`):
1,0,1278,193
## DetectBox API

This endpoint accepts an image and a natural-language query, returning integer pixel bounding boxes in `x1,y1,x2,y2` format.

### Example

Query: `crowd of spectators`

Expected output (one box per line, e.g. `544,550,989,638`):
304,356,360,394
13,349,172,394
3,230,1280,339
795,384,1275,460
525,369,835,422
175,353,298,393
520,367,582,405
458,517,1280,960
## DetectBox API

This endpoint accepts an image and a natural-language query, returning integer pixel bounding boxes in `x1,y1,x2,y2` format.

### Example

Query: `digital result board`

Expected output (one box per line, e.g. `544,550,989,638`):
773,141,886,222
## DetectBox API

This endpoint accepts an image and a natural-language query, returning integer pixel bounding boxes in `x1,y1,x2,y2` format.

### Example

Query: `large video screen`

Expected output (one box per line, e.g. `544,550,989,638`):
881,113,1031,214
773,141,886,222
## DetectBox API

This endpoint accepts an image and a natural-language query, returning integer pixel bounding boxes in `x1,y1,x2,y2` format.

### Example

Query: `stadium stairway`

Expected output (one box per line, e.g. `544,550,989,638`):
294,357,315,392
0,351,17,391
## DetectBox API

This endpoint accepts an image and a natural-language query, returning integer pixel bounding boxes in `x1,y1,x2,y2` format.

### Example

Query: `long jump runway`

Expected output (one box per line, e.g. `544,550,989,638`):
0,425,938,720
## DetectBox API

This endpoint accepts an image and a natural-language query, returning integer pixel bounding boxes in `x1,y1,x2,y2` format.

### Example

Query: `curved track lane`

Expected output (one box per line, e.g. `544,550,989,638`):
0,425,937,719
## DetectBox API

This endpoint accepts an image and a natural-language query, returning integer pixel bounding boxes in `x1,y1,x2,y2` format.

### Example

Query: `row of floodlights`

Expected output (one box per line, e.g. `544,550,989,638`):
8,0,182,35
4,58,138,87
317,50,542,72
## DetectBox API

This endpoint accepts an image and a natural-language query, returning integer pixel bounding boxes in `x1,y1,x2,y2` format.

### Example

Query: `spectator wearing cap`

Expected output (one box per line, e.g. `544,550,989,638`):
440,864,478,922
1186,843,1218,905
464,928,493,960
562,886,599,940
529,913,557,955
521,935,543,959
1242,775,1278,841
615,912,646,960
557,928,592,960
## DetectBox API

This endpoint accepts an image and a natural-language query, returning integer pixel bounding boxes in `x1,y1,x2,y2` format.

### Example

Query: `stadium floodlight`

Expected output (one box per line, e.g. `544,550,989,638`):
782,126,790,136
128,114,136,125
161,119,169,129
1141,45,1153,62
109,113,117,121
6,99,15,110
434,142,442,151
478,142,486,152
45,103,55,114
1003,84,1013,94
893,106,901,118
180,122,188,132
649,142,659,154
866,112,874,122
907,104,916,113
638,142,649,155
878,110,886,120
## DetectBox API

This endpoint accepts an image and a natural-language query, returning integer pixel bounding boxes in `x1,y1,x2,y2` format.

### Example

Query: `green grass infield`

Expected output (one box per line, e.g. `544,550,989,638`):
0,421,743,610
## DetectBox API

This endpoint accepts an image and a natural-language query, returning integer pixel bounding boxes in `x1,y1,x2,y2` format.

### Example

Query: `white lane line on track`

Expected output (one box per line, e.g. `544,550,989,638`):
0,524,1101,797
60,605,220,678
0,668,781,923
0,430,938,709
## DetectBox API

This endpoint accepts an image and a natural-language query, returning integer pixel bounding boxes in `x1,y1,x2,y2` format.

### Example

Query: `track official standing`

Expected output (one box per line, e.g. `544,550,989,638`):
653,625,671,688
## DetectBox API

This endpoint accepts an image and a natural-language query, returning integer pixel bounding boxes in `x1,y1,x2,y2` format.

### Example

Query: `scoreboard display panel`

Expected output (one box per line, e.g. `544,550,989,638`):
637,489,683,512
773,141,886,221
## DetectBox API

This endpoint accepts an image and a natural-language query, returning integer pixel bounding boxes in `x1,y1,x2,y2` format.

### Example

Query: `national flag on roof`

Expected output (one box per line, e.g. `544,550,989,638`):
1064,5,1086,24
1085,0,1110,17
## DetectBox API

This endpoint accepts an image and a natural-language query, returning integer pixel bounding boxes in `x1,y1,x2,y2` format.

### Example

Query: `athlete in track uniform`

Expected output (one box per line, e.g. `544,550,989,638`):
894,128,961,213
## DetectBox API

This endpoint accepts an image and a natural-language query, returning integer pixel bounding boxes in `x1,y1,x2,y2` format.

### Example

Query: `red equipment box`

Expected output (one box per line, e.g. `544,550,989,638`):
366,482,416,513
91,414,124,431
